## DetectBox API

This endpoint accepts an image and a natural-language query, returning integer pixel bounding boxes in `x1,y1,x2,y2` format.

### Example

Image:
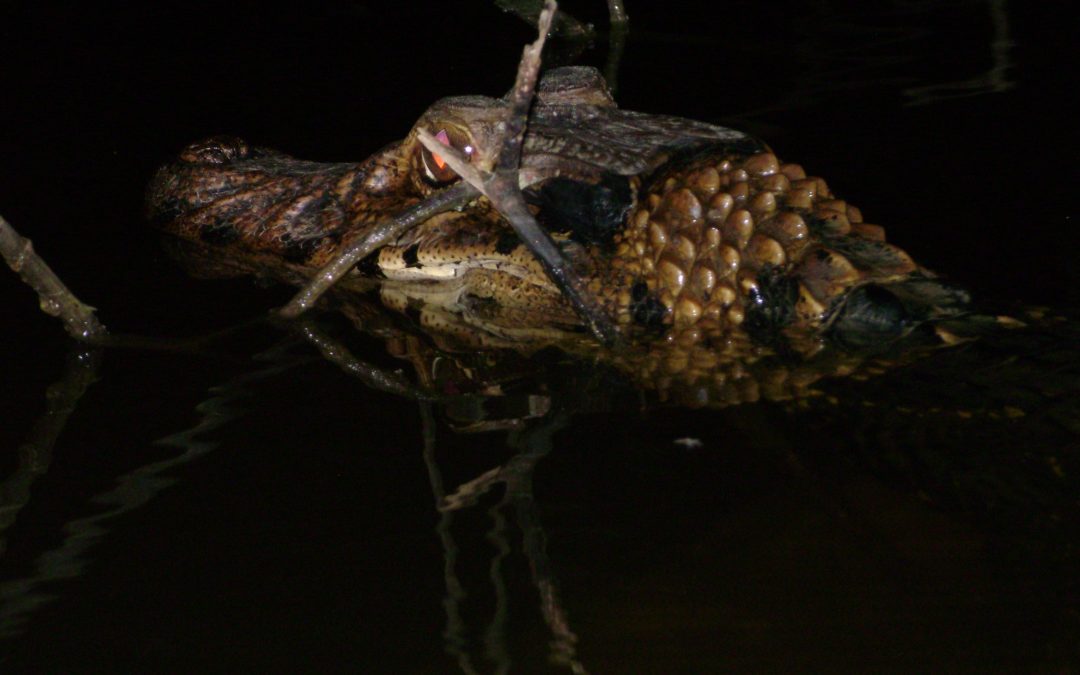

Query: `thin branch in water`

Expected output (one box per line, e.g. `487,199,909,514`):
418,403,483,675
439,465,505,513
2,209,285,352
1,213,108,341
413,1,620,345
277,182,478,319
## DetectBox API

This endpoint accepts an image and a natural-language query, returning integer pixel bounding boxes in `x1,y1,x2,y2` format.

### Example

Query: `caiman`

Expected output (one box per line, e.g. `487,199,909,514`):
143,61,1078,586
146,66,1005,408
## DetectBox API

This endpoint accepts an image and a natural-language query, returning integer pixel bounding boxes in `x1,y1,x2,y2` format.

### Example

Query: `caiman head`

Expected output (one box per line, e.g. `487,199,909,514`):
148,66,973,401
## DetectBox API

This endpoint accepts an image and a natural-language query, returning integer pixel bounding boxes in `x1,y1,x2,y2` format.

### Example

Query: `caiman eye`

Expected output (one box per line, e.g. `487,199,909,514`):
419,128,474,184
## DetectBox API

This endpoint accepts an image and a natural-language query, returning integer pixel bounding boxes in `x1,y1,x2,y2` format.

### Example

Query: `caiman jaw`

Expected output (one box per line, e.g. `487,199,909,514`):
364,203,584,330
371,210,552,286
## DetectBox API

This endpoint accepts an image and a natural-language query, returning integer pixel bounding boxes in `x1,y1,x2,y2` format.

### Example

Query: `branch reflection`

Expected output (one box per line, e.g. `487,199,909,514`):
423,401,590,674
0,342,308,638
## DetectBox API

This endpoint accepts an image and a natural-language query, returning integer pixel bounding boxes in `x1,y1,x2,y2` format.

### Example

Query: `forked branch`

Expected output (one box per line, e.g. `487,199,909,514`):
0,213,108,342
280,0,619,344
417,1,620,344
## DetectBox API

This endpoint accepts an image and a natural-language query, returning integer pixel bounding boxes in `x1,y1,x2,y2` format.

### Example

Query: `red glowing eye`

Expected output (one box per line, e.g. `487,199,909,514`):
431,129,451,171
419,127,472,185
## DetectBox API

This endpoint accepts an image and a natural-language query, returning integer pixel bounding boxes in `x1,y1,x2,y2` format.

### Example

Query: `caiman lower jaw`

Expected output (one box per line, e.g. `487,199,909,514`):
366,206,576,307
377,267,586,346
375,254,550,287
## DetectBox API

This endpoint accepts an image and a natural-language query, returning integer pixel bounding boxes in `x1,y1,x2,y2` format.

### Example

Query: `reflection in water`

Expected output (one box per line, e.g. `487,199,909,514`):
1,304,1076,666
506,415,587,675
904,0,1015,105
719,0,1017,122
423,402,589,674
421,402,479,675
0,300,1075,666
0,349,100,559
0,342,306,638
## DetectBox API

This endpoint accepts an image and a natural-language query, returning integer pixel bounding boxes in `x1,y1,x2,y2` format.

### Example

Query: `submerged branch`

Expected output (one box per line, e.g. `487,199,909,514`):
1,213,108,341
292,320,431,400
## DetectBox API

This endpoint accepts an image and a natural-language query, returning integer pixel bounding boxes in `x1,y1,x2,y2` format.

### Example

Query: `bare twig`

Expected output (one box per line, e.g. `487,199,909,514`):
497,1,553,174
277,183,478,319
416,1,620,345
1,218,303,354
281,1,618,345
1,213,108,341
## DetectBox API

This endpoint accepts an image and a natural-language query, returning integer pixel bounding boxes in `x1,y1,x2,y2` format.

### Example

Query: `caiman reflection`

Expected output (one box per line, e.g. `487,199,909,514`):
147,66,982,407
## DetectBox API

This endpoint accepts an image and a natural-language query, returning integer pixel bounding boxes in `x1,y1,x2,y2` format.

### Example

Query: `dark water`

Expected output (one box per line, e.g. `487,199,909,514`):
2,1,1078,672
